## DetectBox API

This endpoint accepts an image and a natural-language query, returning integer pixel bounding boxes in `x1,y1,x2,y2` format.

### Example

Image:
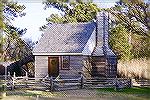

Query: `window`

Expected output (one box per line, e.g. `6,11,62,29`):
61,56,70,70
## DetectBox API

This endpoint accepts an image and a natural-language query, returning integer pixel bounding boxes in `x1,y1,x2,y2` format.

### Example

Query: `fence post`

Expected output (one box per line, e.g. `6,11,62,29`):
6,72,10,89
8,72,10,81
8,72,10,77
129,78,132,88
114,76,117,91
25,72,28,88
25,72,28,77
12,72,16,90
80,74,84,89
50,76,54,91
13,72,16,78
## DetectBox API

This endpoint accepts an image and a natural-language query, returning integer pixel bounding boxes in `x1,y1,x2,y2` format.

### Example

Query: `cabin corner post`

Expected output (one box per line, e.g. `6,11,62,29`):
80,74,84,89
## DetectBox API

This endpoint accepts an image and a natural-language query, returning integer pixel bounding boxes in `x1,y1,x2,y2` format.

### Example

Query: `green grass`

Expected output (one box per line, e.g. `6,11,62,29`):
97,87,150,100
97,87,150,94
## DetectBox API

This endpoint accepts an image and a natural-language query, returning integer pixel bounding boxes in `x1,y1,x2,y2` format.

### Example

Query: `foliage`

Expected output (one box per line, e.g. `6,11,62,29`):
0,0,26,29
131,34,150,58
24,38,35,50
108,0,150,37
108,0,150,60
41,0,100,30
109,24,150,60
2,25,29,61
0,32,5,53
0,1,4,54
109,24,132,61
0,0,27,61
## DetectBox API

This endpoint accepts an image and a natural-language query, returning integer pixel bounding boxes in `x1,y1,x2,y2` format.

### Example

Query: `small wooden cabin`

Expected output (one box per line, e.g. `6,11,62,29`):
33,12,117,79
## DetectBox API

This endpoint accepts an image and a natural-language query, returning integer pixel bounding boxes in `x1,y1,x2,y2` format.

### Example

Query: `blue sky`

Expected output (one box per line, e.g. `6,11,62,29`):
12,0,119,42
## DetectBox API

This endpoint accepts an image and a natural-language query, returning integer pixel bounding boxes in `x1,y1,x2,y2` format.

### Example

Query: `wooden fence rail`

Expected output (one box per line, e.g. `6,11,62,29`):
84,77,132,89
1,73,133,91
132,79,150,87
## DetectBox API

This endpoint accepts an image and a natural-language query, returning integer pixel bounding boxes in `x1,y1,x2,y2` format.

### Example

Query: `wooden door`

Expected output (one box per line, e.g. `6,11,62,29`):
48,57,59,77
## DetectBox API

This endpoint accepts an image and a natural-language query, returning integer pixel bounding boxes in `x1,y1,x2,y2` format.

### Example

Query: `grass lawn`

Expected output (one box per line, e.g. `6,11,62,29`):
0,87,150,100
97,87,150,100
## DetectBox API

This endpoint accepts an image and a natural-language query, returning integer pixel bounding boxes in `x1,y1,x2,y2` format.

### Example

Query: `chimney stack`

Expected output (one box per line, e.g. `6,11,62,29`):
92,11,115,57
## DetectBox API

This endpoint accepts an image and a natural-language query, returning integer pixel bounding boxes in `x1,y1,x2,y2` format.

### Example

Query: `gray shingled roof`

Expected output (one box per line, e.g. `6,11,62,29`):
33,22,96,53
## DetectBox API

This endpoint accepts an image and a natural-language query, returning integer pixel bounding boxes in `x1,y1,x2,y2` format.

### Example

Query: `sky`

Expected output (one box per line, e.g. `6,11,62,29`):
12,0,119,42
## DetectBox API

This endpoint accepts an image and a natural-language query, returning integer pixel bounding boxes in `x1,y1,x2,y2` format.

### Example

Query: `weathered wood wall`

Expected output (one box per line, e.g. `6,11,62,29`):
82,56,117,78
35,55,118,79
59,56,83,79
106,57,117,78
82,56,92,79
35,56,84,79
35,56,48,78
91,56,106,77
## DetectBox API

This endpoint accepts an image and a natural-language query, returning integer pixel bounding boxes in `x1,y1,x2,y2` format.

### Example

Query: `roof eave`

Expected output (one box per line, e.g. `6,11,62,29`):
33,52,83,56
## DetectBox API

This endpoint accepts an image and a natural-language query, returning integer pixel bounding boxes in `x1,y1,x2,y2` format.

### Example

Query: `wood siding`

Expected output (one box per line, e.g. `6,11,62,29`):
82,56,92,79
91,56,106,77
35,56,48,78
35,56,83,79
59,56,83,79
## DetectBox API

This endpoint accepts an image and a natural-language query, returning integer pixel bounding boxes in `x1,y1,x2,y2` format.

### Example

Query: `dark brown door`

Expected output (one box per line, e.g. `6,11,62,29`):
48,57,59,77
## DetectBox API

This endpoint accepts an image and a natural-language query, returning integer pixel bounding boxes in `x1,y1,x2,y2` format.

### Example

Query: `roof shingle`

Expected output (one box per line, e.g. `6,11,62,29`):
33,21,96,53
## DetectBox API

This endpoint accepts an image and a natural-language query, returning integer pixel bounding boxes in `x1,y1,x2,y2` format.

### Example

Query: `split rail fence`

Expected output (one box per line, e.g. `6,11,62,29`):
0,73,133,91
